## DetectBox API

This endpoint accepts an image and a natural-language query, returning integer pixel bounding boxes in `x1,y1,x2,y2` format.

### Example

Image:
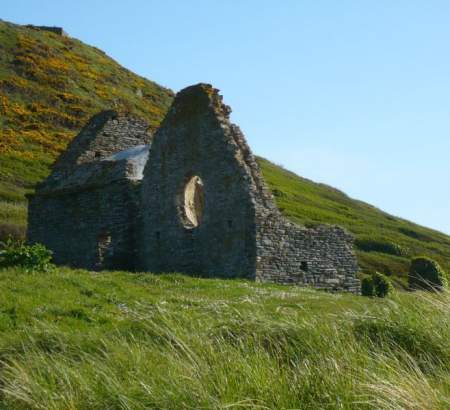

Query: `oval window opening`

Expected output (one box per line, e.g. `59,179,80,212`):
182,176,204,228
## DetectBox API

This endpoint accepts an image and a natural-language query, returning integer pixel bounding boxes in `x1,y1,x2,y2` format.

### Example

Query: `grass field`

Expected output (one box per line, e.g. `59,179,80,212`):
0,267,447,409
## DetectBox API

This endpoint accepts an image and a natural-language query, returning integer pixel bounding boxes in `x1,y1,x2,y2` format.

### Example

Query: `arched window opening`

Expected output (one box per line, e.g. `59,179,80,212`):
180,175,204,228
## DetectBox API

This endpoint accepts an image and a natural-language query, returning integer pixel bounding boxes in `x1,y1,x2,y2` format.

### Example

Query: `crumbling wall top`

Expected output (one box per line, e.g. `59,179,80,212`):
35,111,152,195
52,110,151,170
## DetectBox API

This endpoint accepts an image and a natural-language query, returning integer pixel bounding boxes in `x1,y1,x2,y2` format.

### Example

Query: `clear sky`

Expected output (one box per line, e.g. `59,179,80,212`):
3,0,450,234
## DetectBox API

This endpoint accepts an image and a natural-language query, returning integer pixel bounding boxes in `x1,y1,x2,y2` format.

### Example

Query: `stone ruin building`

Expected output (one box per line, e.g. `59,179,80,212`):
26,25,68,36
28,84,361,293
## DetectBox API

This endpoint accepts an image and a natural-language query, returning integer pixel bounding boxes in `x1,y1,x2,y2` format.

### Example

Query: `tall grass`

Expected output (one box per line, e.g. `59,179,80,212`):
0,200,27,225
0,268,447,409
0,200,27,240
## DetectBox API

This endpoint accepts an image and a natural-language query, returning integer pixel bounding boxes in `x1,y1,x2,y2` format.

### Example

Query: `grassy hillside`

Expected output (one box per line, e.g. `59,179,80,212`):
0,20,173,236
0,20,449,283
0,267,447,409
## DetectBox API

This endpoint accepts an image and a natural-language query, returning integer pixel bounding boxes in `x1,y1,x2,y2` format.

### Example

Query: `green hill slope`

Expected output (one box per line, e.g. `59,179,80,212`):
0,20,449,282
0,20,173,236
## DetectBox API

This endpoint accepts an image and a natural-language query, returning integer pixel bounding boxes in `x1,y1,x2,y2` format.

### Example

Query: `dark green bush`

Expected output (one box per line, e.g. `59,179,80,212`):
355,237,408,256
409,257,448,291
272,189,287,198
372,272,393,297
361,276,374,296
361,272,393,298
398,227,433,242
0,239,54,272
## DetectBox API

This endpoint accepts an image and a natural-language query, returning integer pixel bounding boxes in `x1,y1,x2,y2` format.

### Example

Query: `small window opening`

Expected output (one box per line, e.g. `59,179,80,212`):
227,220,233,229
155,231,160,240
97,232,112,268
301,261,308,272
94,151,101,159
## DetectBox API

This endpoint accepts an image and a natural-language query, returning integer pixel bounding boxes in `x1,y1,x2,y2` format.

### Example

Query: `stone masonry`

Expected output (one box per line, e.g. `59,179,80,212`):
27,111,151,271
28,84,360,293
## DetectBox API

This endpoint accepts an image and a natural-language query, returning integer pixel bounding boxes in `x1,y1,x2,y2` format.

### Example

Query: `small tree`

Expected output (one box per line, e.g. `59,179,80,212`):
361,276,374,297
409,257,448,292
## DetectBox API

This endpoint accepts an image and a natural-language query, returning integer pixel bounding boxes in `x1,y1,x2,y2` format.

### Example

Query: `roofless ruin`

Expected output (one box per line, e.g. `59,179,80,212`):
28,84,360,293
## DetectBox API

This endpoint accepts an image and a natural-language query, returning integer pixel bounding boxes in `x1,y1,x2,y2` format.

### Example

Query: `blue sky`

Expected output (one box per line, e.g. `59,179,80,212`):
3,1,450,234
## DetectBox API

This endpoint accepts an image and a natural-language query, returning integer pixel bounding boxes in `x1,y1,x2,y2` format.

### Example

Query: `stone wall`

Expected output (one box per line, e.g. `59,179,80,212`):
27,112,151,271
140,85,258,278
214,107,360,292
256,218,360,292
28,179,141,270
